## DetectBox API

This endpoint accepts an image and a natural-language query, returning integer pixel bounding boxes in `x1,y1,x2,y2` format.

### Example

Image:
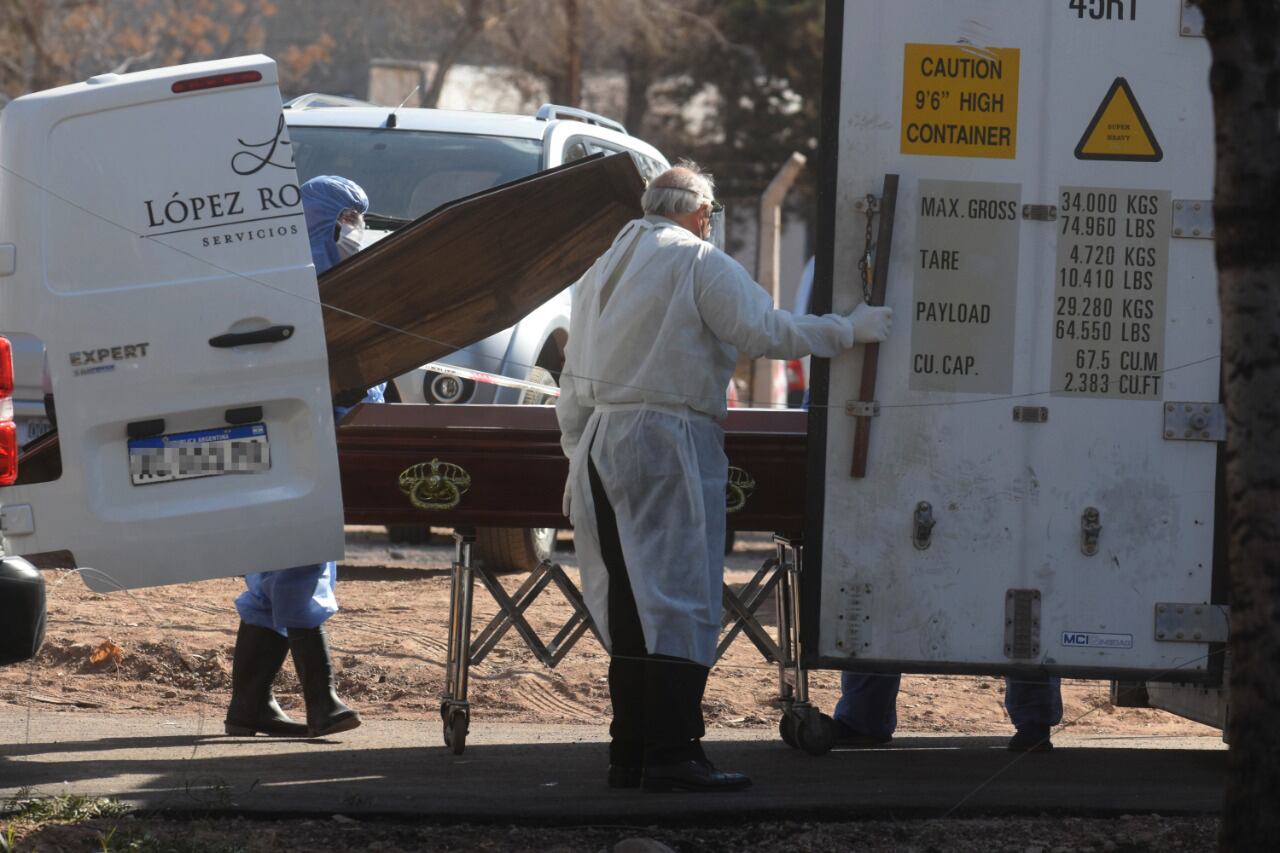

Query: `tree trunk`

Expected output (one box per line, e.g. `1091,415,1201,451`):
14,1,58,92
421,0,492,109
1195,2,1280,849
622,49,651,135
562,0,581,106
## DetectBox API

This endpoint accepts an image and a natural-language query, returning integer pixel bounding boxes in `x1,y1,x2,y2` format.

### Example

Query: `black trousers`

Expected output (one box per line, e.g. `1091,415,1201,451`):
587,455,709,767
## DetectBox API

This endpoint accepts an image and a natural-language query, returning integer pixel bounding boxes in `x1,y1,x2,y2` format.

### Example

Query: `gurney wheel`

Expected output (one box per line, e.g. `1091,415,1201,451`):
796,713,835,756
779,714,799,748
443,709,469,755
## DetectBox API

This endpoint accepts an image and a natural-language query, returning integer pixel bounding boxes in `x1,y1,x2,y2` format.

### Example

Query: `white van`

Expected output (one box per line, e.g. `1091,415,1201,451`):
0,56,344,592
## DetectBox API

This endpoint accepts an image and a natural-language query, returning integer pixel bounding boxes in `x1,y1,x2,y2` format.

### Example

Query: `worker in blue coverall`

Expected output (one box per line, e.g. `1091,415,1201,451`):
791,258,1065,754
224,175,384,739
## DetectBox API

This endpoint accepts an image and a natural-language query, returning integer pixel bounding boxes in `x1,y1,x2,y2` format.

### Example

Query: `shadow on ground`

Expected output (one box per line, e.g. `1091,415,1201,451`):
1,719,1226,822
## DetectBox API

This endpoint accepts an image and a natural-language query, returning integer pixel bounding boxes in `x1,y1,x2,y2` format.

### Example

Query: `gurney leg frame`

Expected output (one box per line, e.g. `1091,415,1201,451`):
773,534,835,755
441,530,476,755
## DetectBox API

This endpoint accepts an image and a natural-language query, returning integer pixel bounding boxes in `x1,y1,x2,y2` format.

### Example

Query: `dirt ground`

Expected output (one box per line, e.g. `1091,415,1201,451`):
0,527,1217,742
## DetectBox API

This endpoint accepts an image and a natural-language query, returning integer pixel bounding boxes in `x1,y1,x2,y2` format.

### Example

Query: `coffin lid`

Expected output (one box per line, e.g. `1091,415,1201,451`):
321,152,644,401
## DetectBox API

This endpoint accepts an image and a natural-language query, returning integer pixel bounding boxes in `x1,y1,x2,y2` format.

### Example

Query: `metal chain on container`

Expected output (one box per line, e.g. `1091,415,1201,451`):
856,193,879,304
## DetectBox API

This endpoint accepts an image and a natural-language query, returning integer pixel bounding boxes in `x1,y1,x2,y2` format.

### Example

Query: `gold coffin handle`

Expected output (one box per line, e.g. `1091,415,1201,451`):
726,465,756,514
398,458,472,511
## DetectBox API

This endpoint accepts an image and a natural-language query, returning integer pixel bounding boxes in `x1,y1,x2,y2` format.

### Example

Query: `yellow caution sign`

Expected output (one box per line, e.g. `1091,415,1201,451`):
900,44,1021,160
1075,77,1162,162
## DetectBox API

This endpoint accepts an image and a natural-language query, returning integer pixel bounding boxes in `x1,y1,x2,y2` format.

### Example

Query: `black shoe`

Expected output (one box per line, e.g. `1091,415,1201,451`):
224,622,309,737
642,759,752,793
832,718,893,748
288,626,361,737
608,765,643,789
1008,726,1053,752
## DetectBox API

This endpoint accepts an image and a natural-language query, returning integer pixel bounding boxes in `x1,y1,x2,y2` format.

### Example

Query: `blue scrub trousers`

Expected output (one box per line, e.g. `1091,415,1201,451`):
233,384,385,636
236,562,338,636
834,671,1064,737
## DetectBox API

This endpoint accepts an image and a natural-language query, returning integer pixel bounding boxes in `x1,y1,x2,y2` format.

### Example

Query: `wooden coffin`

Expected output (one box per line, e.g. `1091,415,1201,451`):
337,404,807,533
323,153,644,401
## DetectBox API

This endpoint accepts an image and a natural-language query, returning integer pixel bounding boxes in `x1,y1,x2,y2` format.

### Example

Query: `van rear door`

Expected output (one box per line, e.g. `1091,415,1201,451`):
0,56,343,591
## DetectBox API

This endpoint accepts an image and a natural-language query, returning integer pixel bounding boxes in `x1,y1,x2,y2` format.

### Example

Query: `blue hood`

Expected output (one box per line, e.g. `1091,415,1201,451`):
301,175,369,274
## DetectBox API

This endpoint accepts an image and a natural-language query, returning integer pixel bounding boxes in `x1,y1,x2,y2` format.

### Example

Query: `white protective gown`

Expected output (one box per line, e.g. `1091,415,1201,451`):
557,215,856,666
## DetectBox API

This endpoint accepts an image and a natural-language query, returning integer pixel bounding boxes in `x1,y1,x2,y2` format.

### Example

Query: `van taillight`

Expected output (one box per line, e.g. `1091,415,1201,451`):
0,336,14,485
0,337,11,399
171,70,262,94
0,422,15,485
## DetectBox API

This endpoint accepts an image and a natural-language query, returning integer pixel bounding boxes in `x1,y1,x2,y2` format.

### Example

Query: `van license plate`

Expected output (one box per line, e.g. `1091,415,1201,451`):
128,423,270,486
19,418,53,446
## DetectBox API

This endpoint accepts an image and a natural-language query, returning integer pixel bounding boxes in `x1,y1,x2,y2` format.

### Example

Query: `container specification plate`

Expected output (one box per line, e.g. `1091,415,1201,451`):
1051,186,1171,400
910,178,1021,394
900,43,1020,159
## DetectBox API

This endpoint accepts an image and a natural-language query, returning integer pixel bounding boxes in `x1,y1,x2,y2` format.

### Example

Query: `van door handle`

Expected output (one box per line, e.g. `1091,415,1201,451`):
208,325,295,348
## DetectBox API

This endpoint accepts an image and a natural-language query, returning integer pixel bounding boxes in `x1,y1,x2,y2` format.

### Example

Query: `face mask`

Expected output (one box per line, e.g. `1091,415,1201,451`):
705,203,725,250
336,220,364,260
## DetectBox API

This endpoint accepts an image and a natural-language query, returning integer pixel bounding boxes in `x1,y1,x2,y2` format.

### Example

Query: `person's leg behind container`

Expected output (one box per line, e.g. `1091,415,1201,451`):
1004,673,1063,752
832,671,902,746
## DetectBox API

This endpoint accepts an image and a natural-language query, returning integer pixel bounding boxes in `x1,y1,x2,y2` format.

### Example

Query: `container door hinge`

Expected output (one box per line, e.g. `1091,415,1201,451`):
1155,603,1229,643
1004,588,1042,660
912,501,935,550
838,582,873,657
1080,507,1102,556
1163,402,1225,442
1180,1,1205,37
1172,200,1214,239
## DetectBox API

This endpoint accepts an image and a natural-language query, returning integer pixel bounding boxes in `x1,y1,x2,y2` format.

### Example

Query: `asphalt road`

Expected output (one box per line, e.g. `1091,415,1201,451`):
0,710,1226,821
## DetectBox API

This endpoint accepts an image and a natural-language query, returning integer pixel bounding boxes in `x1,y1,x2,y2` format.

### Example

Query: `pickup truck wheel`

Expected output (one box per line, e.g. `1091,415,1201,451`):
474,526,555,574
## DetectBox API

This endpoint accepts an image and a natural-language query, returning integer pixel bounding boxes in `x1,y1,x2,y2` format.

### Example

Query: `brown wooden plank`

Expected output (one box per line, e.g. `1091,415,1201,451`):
322,153,645,401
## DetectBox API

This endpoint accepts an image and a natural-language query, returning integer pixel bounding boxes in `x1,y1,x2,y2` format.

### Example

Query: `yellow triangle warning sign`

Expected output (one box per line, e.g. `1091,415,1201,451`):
1075,77,1162,162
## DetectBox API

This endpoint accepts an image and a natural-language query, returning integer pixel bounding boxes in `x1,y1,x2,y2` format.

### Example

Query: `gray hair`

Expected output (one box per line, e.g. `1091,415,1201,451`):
642,160,716,217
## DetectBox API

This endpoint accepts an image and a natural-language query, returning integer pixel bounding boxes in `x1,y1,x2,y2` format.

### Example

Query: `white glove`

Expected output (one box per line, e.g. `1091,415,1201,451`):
848,303,893,344
562,478,572,519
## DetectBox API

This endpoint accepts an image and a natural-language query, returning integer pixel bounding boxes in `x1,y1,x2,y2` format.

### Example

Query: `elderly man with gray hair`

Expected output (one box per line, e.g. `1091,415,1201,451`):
557,162,892,793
